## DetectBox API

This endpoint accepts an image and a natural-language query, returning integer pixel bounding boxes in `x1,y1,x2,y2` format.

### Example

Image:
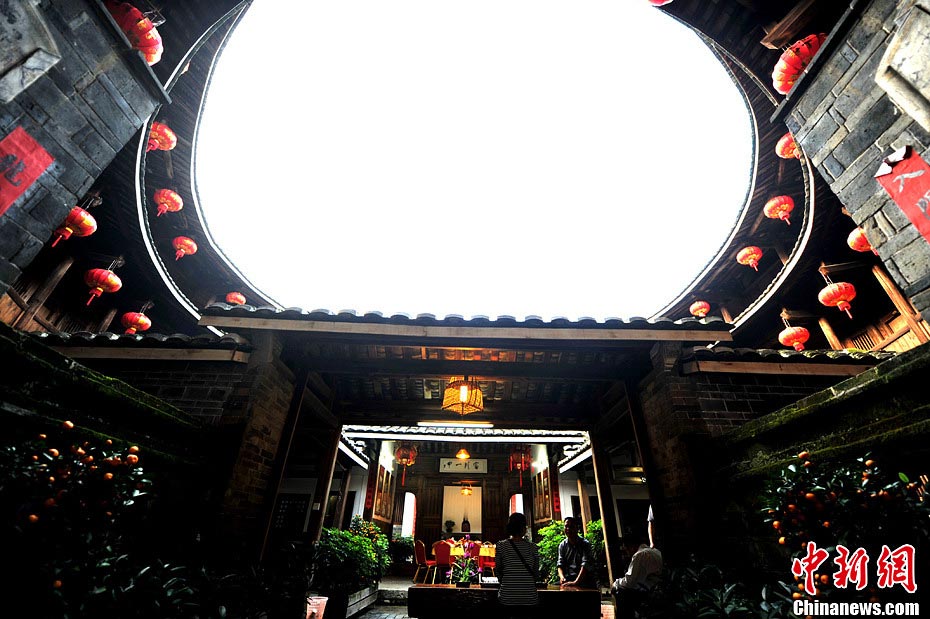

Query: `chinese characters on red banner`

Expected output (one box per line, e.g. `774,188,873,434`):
791,542,917,595
0,127,54,216
875,145,930,245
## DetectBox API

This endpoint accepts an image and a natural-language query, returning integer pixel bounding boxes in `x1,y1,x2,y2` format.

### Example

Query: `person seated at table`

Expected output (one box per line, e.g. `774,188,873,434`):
557,516,596,588
496,512,539,617
610,532,663,619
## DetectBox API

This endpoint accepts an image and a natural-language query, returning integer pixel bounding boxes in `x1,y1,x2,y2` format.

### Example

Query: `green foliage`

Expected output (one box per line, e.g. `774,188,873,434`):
534,520,565,584
310,518,390,594
584,519,604,558
349,515,391,578
389,535,414,563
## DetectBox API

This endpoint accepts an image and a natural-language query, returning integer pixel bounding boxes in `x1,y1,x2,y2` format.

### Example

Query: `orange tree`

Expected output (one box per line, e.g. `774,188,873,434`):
759,451,929,606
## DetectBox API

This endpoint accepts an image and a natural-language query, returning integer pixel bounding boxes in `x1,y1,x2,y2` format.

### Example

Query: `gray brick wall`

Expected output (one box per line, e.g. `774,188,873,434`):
0,0,159,295
787,0,930,316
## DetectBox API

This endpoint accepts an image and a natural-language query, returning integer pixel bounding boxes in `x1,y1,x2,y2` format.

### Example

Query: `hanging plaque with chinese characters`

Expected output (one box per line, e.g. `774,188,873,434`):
0,127,54,216
439,458,487,474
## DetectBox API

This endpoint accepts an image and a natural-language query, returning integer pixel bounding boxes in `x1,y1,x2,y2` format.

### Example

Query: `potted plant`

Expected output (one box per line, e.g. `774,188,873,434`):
444,519,456,535
449,539,480,587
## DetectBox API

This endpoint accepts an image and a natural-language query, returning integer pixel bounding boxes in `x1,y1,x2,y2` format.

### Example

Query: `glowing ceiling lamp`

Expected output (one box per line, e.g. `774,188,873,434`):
441,377,483,415
455,447,471,460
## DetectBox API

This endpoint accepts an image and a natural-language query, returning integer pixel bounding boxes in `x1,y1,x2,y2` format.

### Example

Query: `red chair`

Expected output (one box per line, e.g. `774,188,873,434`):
429,540,453,584
478,554,496,577
413,540,435,584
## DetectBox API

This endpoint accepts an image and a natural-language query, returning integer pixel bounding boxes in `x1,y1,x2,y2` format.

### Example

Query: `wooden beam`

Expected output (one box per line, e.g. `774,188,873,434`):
681,360,873,377
304,357,635,381
50,347,250,363
335,400,596,423
200,315,733,344
872,265,930,343
818,317,843,350
590,434,620,584
13,257,73,330
760,0,820,49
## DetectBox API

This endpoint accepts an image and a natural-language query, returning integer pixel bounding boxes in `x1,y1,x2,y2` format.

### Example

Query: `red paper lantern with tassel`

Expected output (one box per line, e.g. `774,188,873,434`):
153,188,183,216
847,227,878,255
147,121,177,152
648,0,674,5
772,33,826,95
105,1,163,65
225,292,246,305
509,446,532,487
818,281,856,319
121,311,152,335
84,268,122,306
737,246,763,271
172,236,197,260
775,132,800,159
394,443,418,486
778,325,810,352
689,300,710,318
51,206,97,247
763,195,795,225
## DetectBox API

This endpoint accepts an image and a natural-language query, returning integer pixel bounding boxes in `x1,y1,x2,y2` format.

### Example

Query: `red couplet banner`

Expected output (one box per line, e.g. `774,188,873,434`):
0,127,54,217
875,145,930,244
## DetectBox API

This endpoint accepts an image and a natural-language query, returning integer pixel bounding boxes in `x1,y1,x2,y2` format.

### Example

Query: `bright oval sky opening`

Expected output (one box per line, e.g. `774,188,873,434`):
197,1,752,321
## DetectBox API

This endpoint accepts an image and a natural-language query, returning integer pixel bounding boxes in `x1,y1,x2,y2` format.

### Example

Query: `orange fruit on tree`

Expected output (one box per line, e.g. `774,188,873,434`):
778,536,787,545
103,472,114,480
803,460,813,468
38,433,47,440
805,492,816,501
798,451,810,460
28,514,39,523
772,521,781,530
53,580,62,589
128,445,140,454
820,574,829,584
126,454,139,464
792,592,802,599
48,448,59,457
62,420,74,430
864,459,875,467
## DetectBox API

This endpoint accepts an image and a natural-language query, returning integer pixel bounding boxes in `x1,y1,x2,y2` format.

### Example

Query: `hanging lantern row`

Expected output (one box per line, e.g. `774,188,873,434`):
847,227,878,255
172,236,198,260
51,206,97,247
84,268,122,306
689,300,710,318
775,132,800,159
778,318,810,352
105,1,164,65
509,445,532,488
153,188,183,217
772,33,826,95
763,195,795,226
736,246,763,271
147,121,177,152
394,443,417,486
225,291,247,305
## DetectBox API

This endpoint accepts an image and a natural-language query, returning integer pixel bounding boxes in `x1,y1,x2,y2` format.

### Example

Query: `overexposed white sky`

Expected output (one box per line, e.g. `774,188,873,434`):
197,1,752,320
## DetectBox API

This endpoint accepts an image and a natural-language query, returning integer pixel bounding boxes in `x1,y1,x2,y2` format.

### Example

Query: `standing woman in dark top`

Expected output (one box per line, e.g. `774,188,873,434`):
496,512,539,617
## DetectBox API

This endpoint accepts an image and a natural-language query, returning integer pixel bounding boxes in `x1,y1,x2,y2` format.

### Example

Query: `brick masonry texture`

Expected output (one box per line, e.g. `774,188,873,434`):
789,0,930,317
0,0,158,295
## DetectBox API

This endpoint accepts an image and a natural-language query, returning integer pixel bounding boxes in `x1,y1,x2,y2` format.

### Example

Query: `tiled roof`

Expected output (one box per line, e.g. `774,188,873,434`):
200,302,732,331
684,346,895,364
32,331,251,350
342,425,588,441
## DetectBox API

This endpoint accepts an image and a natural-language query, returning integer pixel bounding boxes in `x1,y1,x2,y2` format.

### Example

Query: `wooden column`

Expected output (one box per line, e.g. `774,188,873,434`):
98,307,118,332
259,368,310,562
306,423,344,542
818,317,843,350
872,265,930,342
589,432,619,584
719,305,733,324
576,472,592,529
332,467,353,530
13,256,73,329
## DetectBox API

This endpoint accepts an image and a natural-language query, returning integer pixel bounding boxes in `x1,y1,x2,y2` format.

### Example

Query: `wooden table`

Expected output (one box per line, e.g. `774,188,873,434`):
407,584,601,619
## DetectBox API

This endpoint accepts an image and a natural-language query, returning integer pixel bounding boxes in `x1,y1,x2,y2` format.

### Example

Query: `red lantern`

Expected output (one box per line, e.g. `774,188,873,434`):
51,206,97,247
778,325,810,351
737,246,763,271
105,1,163,65
84,268,122,306
153,188,183,217
225,292,247,305
394,443,418,486
772,33,826,95
648,0,674,5
146,121,177,152
172,236,197,260
847,227,878,255
509,446,532,487
775,132,800,159
818,281,856,319
121,311,152,335
763,195,795,226
689,300,710,318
